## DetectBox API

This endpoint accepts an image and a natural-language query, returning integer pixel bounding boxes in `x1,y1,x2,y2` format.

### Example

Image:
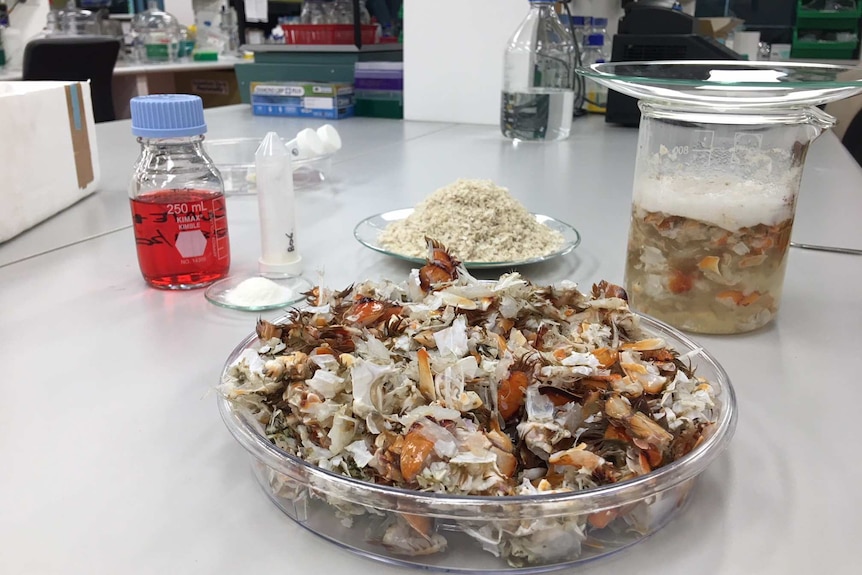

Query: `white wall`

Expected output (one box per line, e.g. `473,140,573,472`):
8,0,49,44
403,0,623,125
4,0,49,69
166,0,197,27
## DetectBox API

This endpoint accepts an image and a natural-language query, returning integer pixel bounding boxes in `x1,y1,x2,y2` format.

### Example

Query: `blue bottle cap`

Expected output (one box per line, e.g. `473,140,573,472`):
130,94,207,138
586,33,605,47
593,17,608,27
571,16,587,26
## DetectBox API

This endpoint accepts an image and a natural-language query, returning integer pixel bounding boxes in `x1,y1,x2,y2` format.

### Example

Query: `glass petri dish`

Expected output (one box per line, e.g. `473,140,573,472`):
578,60,862,108
205,274,313,311
354,209,581,269
206,137,334,195
218,311,737,572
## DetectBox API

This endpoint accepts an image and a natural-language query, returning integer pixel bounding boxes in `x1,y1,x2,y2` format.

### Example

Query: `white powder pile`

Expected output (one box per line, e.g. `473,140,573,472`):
378,179,564,262
225,277,291,307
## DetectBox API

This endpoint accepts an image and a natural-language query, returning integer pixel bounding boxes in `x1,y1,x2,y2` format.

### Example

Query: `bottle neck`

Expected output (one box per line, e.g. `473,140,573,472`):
138,134,205,147
529,0,555,12
147,0,160,11
529,1,560,23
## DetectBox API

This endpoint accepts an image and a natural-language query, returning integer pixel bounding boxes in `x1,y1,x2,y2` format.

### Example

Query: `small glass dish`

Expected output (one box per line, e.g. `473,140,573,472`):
578,60,862,108
353,209,581,269
204,275,313,311
217,314,737,573
206,137,334,195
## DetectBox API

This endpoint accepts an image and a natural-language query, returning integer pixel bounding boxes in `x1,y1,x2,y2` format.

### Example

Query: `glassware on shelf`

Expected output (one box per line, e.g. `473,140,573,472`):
131,0,181,63
219,6,239,54
332,0,352,24
581,33,608,113
301,0,329,24
58,0,99,36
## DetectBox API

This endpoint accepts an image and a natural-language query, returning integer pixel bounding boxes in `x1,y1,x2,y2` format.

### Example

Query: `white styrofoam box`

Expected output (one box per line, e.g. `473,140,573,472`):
0,81,101,242
403,0,624,125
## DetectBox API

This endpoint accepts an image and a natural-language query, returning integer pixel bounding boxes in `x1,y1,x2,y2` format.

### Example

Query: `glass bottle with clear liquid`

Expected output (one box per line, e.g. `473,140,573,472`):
500,0,575,141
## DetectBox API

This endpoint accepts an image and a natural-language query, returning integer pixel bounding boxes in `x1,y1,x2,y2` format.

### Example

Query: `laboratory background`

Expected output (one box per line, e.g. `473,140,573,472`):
2,1,861,575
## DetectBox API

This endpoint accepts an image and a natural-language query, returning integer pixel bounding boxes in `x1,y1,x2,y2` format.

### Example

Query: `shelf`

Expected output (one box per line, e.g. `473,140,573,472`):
796,2,862,29
798,8,862,19
245,43,402,53
794,2,861,57
792,29,858,58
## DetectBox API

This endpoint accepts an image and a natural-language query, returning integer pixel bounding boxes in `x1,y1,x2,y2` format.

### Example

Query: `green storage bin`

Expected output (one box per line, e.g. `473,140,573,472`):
355,98,403,119
797,0,862,30
791,29,857,59
793,0,861,58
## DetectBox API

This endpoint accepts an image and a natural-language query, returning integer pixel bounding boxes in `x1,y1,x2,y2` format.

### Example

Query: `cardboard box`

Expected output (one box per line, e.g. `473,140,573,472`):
174,70,242,109
696,17,745,40
0,81,100,243
250,82,355,119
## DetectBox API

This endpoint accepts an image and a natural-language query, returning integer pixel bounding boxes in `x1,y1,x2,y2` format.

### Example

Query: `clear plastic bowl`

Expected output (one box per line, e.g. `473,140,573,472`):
218,314,737,573
206,137,334,195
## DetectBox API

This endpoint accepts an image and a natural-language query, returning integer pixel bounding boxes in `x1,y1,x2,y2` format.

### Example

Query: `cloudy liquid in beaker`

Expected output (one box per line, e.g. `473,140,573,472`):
624,173,798,334
130,189,231,289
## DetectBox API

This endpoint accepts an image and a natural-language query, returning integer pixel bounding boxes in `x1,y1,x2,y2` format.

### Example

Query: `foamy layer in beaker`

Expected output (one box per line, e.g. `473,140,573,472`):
632,171,800,231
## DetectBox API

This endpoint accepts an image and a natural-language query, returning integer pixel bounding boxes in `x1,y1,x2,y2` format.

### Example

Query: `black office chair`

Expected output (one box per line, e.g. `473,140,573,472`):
842,108,862,169
22,36,121,123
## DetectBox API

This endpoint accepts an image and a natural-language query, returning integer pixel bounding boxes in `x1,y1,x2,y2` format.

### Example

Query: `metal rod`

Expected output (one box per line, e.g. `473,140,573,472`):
353,0,362,49
790,242,862,256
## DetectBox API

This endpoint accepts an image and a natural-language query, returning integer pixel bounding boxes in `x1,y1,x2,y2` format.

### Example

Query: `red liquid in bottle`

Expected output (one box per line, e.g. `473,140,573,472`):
130,189,231,289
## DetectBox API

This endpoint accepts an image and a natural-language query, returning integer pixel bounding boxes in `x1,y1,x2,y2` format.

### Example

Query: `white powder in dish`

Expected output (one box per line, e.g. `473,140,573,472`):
633,171,799,231
225,277,291,307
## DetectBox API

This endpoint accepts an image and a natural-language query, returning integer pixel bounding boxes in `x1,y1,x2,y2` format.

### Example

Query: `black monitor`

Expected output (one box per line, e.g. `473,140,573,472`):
604,5,742,126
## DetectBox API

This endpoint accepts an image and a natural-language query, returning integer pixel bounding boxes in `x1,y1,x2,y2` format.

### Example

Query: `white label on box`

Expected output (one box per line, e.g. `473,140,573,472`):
303,97,336,110
254,85,306,97
191,79,230,95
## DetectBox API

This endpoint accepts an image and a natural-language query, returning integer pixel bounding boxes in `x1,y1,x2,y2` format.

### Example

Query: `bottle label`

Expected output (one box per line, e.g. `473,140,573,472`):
501,91,551,140
130,189,231,286
145,43,172,61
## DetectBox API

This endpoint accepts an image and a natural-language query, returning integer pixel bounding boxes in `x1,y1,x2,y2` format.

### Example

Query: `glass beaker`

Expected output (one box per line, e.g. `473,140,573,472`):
577,60,862,334
625,103,834,334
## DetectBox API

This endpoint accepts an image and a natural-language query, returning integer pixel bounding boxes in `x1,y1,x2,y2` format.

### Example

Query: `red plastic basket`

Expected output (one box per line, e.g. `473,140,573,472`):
281,24,378,45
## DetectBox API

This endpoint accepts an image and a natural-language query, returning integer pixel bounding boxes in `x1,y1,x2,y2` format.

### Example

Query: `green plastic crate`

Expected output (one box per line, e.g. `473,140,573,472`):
796,1,862,30
354,98,403,119
791,29,857,59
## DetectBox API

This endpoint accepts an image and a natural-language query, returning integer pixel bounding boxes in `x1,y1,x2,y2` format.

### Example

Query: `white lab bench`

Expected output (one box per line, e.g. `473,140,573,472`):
0,106,860,575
